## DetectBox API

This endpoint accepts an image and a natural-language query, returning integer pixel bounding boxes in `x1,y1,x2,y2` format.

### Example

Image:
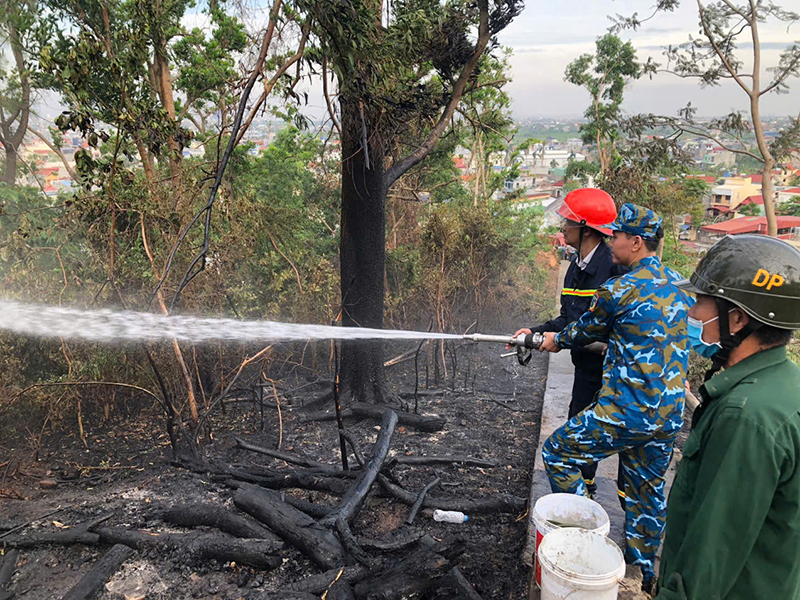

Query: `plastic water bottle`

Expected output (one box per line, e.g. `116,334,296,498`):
433,509,468,523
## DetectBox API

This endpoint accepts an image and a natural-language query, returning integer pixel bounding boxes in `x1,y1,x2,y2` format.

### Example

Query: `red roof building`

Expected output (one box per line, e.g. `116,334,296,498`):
686,175,717,183
700,215,800,239
748,174,763,183
740,195,764,206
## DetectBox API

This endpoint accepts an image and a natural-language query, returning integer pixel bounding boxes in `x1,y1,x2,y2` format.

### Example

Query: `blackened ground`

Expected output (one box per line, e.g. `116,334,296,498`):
0,334,549,599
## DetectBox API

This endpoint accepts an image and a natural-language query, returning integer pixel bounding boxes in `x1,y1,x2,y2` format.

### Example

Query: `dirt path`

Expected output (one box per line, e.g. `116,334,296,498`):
0,337,548,599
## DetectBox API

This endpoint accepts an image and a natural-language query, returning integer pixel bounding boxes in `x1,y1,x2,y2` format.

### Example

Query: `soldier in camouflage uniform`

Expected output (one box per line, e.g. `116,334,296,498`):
538,203,691,591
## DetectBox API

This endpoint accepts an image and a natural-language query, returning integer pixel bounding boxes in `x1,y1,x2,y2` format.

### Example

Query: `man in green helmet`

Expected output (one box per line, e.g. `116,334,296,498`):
655,234,800,600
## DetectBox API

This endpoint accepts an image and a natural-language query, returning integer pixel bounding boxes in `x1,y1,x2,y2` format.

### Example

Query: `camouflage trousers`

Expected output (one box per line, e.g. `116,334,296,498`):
542,406,676,583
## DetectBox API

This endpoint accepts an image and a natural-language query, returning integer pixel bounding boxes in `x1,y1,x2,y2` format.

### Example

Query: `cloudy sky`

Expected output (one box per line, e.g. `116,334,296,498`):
498,0,800,118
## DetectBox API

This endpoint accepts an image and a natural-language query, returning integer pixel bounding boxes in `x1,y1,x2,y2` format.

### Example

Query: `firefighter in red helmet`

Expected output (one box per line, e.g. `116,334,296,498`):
515,188,626,498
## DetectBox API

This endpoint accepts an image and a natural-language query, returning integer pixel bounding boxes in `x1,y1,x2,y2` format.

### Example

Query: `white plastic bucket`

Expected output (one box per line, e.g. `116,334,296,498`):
532,493,610,587
537,528,626,600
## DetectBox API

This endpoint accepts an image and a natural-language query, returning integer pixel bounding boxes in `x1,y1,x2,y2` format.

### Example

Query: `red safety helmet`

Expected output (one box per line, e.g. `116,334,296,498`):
557,188,617,236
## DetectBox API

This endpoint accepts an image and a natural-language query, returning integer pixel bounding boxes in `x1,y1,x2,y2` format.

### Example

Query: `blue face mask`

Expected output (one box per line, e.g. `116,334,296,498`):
687,315,721,358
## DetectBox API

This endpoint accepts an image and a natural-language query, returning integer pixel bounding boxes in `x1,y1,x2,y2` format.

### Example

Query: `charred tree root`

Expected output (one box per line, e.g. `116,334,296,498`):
61,544,134,600
234,483,345,570
377,474,526,515
0,549,19,600
161,503,280,542
94,527,282,570
321,409,398,528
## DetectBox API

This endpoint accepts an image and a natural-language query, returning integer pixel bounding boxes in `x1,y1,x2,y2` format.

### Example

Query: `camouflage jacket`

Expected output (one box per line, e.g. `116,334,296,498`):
554,255,691,434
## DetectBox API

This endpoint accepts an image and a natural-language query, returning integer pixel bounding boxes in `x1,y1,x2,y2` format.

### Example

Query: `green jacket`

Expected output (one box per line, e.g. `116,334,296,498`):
656,346,800,600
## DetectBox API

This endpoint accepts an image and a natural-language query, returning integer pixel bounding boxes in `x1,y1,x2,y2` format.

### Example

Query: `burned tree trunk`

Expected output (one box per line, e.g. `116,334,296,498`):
338,95,391,406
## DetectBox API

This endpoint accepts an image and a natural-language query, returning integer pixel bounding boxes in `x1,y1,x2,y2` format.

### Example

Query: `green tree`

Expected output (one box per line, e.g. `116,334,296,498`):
778,196,800,217
565,33,642,175
739,202,762,216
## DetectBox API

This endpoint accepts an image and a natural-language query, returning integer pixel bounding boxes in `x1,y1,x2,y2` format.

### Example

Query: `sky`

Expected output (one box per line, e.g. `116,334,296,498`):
498,0,800,118
26,0,800,123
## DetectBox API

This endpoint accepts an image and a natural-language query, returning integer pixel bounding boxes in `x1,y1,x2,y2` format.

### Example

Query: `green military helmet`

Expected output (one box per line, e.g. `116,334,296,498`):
677,234,800,329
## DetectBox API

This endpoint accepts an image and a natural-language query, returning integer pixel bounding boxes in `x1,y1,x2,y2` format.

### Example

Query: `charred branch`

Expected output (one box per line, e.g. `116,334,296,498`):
388,456,496,469
406,477,440,526
377,475,526,515
234,436,332,470
61,544,134,600
320,409,398,527
359,530,427,553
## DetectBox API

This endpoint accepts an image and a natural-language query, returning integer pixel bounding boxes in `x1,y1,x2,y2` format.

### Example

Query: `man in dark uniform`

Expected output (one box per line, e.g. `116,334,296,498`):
515,188,625,497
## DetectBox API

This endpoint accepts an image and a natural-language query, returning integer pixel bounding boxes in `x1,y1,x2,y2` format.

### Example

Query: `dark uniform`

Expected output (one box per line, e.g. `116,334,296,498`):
531,240,627,492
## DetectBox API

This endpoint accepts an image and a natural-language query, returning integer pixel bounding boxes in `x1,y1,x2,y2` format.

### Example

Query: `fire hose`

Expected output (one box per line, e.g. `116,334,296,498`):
463,332,607,366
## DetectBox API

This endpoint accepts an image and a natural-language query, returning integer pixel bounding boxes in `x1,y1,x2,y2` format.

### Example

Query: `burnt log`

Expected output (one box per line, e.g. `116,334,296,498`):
320,409,398,527
281,566,370,594
351,403,444,432
1,530,100,549
0,549,19,600
352,538,465,600
377,475,526,515
161,504,280,542
94,527,281,570
255,472,351,495
61,544,134,600
233,483,345,570
302,404,445,433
